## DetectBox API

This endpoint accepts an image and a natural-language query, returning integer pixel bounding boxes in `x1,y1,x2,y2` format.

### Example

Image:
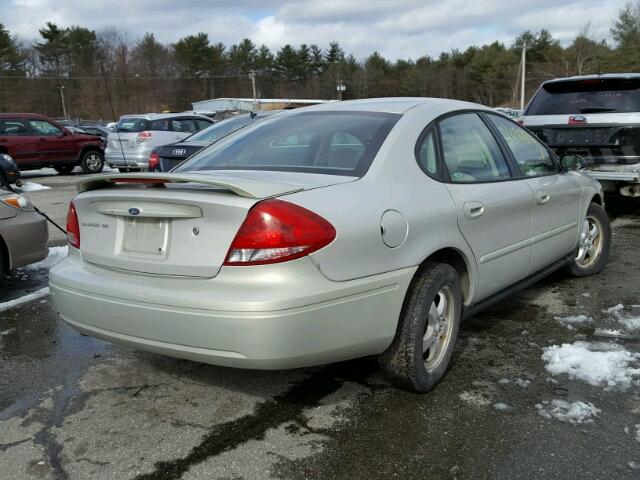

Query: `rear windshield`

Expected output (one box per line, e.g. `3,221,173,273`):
188,116,255,142
175,111,400,177
116,117,148,132
526,78,640,115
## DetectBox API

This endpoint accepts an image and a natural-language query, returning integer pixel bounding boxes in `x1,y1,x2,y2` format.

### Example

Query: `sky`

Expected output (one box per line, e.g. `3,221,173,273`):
1,0,630,60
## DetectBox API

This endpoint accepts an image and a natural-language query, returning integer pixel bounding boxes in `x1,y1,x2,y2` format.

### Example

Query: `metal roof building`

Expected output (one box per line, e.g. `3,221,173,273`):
191,97,334,113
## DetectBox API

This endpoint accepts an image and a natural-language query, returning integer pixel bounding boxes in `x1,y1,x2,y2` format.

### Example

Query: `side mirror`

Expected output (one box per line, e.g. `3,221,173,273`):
560,154,585,171
0,153,21,187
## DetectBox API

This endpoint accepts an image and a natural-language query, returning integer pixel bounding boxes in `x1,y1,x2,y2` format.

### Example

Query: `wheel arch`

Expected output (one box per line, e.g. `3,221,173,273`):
590,193,604,206
417,247,474,305
77,145,104,162
0,232,11,273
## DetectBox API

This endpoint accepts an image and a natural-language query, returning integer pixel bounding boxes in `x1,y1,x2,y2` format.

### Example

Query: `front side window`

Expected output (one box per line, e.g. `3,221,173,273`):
438,113,511,183
176,111,400,177
29,120,62,136
0,119,30,136
487,114,556,177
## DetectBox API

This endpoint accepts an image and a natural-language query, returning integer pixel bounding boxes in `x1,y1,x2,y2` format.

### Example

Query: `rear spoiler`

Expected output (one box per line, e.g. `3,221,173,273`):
76,173,304,199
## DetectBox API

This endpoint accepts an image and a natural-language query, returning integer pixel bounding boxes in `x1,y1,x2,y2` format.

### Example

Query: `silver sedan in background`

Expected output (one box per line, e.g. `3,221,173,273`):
0,188,48,273
50,98,609,392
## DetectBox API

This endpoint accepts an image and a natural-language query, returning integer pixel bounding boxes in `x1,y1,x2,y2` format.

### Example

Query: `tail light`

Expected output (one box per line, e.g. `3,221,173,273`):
149,151,159,171
66,201,80,249
224,199,336,266
136,131,153,143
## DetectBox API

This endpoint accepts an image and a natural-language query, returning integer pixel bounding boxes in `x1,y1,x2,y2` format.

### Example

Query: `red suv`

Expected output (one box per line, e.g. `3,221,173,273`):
0,113,105,174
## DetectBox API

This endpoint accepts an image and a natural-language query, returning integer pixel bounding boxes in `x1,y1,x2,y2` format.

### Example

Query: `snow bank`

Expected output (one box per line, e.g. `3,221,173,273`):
0,287,50,312
542,341,640,388
536,399,600,424
21,246,68,271
17,182,50,192
493,403,511,411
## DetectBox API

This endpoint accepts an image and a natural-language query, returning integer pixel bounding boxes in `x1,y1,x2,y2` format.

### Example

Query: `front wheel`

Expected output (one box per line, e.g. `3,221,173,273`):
567,202,611,277
80,150,104,174
380,262,462,392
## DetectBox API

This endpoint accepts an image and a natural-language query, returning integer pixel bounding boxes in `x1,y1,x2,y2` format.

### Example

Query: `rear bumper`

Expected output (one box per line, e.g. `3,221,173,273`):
0,210,48,270
49,250,414,369
105,149,150,170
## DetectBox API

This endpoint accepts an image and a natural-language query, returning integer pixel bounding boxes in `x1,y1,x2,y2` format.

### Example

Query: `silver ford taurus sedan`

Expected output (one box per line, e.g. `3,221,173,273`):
49,98,610,392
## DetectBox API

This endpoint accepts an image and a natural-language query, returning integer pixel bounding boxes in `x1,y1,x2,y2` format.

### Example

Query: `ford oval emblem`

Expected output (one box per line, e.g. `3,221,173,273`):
128,207,140,216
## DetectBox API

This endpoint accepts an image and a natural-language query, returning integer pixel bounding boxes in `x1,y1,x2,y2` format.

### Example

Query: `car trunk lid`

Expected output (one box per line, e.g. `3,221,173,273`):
74,171,354,277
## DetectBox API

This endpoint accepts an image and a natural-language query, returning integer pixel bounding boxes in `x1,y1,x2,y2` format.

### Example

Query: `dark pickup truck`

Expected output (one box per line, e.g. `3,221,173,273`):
523,74,640,197
0,113,105,174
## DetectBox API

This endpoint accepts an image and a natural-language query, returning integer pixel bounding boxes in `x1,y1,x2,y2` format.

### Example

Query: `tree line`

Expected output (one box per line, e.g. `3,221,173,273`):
0,1,639,121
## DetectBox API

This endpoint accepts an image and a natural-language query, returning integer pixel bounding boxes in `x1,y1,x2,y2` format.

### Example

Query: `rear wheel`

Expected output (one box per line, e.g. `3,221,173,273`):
567,202,611,277
53,165,74,175
380,262,462,392
80,150,104,174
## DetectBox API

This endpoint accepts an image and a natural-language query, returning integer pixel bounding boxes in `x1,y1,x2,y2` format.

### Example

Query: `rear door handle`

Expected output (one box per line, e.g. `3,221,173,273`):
463,201,485,219
536,191,551,205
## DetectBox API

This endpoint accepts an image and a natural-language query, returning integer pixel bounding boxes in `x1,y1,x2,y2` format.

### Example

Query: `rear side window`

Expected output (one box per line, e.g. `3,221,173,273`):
176,111,400,177
195,119,212,130
29,120,62,136
171,118,197,133
487,114,556,177
0,119,30,136
526,77,640,115
416,130,438,176
439,113,511,183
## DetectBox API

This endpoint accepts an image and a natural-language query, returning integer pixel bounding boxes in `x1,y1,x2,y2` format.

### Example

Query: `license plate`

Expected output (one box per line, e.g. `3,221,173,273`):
122,217,168,255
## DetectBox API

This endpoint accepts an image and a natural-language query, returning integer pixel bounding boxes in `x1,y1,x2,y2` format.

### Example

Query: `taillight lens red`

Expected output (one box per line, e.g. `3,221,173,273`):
66,201,80,249
224,199,336,266
149,151,159,171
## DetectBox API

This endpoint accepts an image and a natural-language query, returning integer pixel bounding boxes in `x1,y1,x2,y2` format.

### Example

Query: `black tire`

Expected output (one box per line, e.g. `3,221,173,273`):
79,150,104,174
53,165,74,175
567,202,611,277
380,262,462,392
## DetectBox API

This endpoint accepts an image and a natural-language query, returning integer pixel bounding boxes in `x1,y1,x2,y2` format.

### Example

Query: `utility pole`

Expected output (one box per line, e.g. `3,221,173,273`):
520,43,526,111
59,85,68,122
248,71,258,110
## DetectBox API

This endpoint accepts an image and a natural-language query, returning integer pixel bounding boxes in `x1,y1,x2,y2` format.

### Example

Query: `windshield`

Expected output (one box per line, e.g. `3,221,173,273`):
175,111,400,177
187,116,256,142
526,78,640,115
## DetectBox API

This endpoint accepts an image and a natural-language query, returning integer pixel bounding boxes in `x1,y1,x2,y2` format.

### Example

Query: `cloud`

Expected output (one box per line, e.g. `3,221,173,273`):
3,0,627,60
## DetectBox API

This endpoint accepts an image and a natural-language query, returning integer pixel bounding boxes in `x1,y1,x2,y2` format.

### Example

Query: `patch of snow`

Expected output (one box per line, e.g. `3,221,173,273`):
629,461,640,471
604,304,640,332
497,378,510,384
514,378,531,388
0,327,16,336
594,328,627,338
20,246,68,272
459,391,491,407
635,424,640,443
536,399,600,424
17,182,50,192
605,304,625,316
493,403,511,411
581,292,591,297
619,316,640,331
542,341,640,389
0,287,50,312
554,314,592,329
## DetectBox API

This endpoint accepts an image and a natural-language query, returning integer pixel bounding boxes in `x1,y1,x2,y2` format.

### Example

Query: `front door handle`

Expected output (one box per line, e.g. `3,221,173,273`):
463,201,485,219
536,191,551,205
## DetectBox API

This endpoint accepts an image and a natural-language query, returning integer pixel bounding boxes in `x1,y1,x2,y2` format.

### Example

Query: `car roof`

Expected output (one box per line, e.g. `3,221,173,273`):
298,97,490,115
542,73,640,85
118,112,212,121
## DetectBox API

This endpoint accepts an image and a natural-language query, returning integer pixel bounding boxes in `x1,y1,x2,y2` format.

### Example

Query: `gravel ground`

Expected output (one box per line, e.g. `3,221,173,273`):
1,171,639,479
